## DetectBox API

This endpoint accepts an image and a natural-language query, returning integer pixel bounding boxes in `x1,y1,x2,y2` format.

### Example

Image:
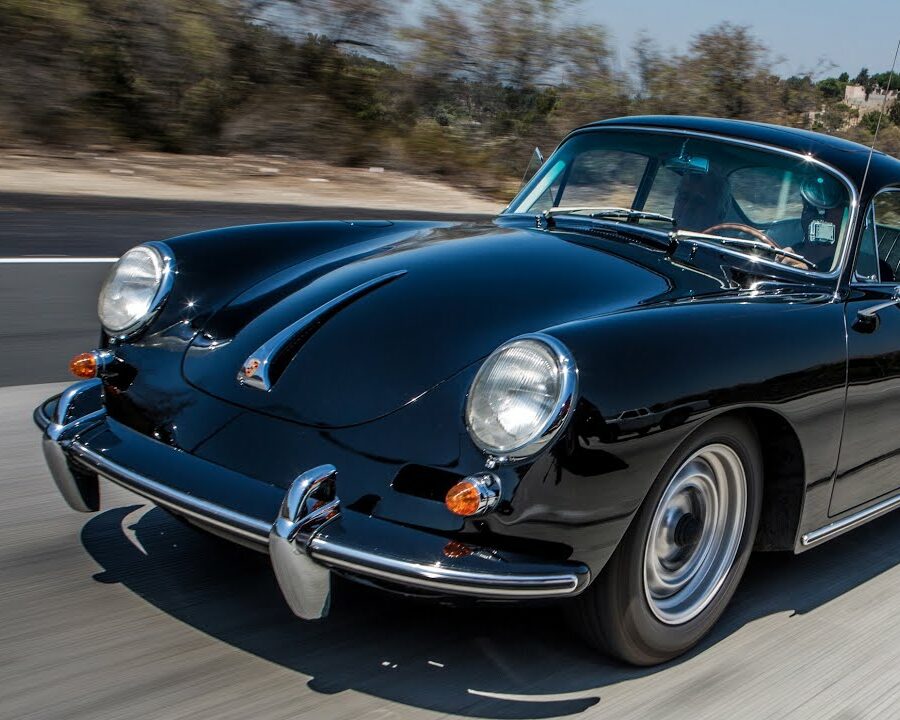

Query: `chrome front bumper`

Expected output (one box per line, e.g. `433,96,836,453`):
36,381,590,618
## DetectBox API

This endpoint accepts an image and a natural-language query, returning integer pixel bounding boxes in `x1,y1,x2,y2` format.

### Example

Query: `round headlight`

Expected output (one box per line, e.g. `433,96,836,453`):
98,244,172,337
465,335,577,458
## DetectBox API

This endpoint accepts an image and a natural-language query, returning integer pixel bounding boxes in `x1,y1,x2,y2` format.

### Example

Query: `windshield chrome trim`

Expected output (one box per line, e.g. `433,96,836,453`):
505,125,861,283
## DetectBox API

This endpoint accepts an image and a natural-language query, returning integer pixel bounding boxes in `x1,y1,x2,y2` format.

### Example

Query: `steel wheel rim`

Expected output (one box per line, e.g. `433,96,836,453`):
643,443,747,625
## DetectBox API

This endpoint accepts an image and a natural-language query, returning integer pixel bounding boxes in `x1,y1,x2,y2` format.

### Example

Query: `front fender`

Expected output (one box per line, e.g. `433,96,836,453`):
522,294,847,570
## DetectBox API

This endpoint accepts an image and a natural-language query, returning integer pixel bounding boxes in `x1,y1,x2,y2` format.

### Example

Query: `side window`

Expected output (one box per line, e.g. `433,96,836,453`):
855,205,880,282
855,190,900,284
559,150,647,208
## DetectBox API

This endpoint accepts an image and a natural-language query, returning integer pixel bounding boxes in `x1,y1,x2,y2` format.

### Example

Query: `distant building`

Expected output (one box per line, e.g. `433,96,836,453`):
807,83,898,132
844,84,898,114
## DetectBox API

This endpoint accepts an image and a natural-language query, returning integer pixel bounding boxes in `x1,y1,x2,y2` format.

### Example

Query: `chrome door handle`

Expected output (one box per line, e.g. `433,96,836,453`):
858,286,900,318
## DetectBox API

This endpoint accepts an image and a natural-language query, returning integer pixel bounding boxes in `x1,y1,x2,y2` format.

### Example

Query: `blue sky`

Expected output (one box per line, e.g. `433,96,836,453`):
408,0,900,79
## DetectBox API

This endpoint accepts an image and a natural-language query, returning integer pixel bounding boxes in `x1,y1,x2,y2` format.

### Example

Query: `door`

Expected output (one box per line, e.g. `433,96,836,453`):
832,189,900,514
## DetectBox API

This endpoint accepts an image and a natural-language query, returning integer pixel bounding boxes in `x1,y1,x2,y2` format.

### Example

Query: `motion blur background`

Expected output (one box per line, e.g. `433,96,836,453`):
2,0,899,201
5,6,900,720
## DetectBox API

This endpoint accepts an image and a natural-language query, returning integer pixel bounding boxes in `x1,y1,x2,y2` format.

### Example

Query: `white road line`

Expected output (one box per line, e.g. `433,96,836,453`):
0,257,118,263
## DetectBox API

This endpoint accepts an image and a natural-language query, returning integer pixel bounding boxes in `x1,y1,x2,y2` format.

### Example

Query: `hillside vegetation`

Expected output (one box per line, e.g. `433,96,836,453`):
1,0,898,195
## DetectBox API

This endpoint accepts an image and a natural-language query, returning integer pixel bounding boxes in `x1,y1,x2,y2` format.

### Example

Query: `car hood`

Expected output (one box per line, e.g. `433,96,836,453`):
178,221,680,427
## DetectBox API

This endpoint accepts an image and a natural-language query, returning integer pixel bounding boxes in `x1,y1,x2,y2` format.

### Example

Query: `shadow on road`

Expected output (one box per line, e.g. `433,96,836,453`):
80,504,900,718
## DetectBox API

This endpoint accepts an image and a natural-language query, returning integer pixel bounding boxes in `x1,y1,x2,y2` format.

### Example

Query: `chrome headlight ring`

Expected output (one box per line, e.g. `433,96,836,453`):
465,333,578,462
98,241,176,341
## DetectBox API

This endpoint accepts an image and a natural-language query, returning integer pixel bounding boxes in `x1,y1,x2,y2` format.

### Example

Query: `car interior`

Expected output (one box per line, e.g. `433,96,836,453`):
512,131,855,273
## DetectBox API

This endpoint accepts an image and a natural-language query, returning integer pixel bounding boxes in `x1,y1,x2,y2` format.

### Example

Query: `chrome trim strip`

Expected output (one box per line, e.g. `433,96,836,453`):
238,269,407,391
37,384,586,598
309,537,587,598
507,125,861,282
801,489,900,547
67,440,271,546
64,437,584,596
64,437,583,597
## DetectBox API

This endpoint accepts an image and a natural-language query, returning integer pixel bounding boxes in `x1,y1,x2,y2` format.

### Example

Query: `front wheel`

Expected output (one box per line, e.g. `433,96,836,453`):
570,417,762,665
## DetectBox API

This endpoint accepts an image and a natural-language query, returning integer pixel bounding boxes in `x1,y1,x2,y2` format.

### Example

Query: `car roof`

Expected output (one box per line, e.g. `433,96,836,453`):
577,115,900,191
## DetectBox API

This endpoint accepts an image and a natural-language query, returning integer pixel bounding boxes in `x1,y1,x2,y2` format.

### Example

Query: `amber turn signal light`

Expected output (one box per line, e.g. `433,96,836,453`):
445,481,481,516
69,352,98,379
444,473,501,517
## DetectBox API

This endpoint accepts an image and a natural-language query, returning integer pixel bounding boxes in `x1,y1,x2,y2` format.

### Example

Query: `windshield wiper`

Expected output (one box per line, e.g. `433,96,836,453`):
671,230,815,270
538,206,674,250
543,206,676,225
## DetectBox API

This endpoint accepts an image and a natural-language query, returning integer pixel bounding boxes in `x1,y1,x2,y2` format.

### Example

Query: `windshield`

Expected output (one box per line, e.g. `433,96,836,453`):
508,129,854,274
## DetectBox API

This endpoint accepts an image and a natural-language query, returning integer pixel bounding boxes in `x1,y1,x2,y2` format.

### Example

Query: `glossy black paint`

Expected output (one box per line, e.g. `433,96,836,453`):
87,117,900,582
833,284,900,513
182,222,674,426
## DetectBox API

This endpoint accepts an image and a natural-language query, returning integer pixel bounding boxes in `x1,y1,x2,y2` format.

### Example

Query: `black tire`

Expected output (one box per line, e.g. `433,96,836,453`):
569,416,763,665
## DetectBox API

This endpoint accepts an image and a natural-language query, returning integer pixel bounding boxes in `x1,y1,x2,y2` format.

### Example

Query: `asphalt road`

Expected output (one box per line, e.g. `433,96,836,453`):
0,192,492,256
3,383,900,719
3,194,900,718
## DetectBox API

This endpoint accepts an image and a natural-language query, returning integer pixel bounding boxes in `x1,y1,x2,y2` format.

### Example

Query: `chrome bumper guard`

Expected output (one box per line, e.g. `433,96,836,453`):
36,381,589,620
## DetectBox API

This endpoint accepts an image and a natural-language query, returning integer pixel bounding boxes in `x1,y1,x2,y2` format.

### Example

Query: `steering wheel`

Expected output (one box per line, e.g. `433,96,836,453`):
702,222,779,247
702,222,813,270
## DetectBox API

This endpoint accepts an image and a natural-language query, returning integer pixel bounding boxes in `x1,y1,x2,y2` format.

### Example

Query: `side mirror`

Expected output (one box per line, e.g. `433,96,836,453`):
520,147,544,186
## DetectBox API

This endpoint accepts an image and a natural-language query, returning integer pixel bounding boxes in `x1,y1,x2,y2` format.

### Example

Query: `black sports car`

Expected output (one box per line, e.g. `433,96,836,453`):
35,116,900,665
